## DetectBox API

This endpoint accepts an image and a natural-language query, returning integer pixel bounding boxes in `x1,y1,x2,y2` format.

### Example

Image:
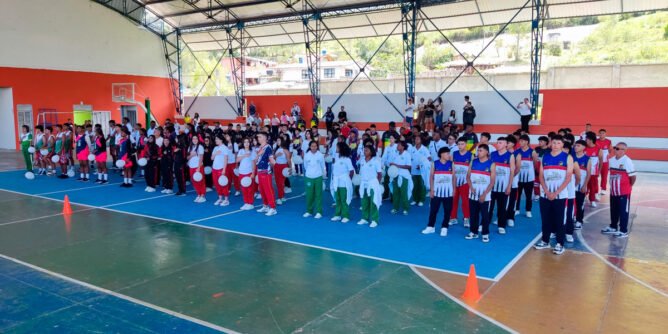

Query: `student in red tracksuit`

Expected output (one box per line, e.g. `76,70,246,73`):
188,135,206,203
584,132,603,207
597,129,612,195
254,132,277,216
211,135,230,206
450,137,472,227
224,133,241,196
273,137,291,205
237,138,257,210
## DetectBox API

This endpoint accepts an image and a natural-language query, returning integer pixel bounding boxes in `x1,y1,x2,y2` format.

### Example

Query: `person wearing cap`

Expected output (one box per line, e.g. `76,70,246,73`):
601,142,636,238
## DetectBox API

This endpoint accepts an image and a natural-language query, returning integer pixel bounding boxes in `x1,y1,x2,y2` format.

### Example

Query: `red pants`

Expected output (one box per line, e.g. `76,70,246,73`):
274,163,288,199
450,183,471,219
227,163,240,192
212,168,230,197
588,175,599,202
600,162,609,191
190,167,206,196
239,173,255,204
257,172,276,209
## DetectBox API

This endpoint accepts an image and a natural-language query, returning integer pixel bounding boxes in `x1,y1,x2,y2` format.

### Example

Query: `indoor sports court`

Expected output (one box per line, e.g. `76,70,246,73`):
1,1,667,333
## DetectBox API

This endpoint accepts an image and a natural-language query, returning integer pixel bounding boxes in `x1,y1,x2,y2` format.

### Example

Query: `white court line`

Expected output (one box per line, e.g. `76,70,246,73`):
187,194,305,224
0,209,95,226
493,232,542,281
410,266,517,334
577,205,668,299
37,182,121,195
1,187,489,280
0,254,239,334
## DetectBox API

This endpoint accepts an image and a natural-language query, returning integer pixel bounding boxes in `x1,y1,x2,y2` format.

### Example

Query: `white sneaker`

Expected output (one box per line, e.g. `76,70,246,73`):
410,201,417,206
234,191,241,196
147,187,156,192
390,209,398,214
600,190,606,195
214,199,222,205
514,210,520,216
284,187,292,194
331,216,341,222
206,187,213,193
492,220,498,225
482,235,490,243
276,199,283,205
403,210,408,216
550,233,556,239
314,213,322,219
357,219,369,225
526,212,532,218
498,227,506,235
161,189,168,194
449,219,458,225
241,204,254,210
421,227,436,234
591,201,598,208
193,196,200,203
265,208,277,216
341,218,349,223
221,200,230,206
257,206,269,213
255,193,262,199
144,186,149,191
417,202,424,207
566,234,574,243
463,218,470,228
199,197,206,203
370,221,378,228
303,212,312,218
507,219,514,227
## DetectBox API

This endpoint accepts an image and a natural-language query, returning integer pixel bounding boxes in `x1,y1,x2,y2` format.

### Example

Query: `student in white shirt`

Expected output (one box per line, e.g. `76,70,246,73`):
303,140,326,219
211,135,230,206
330,142,355,223
236,138,257,210
409,135,430,206
273,137,291,205
390,141,413,215
188,136,206,203
357,145,383,228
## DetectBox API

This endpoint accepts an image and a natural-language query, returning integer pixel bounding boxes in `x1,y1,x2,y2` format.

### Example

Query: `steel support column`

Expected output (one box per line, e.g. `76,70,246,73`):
302,6,323,116
225,22,247,116
401,0,419,103
530,0,546,115
163,30,183,115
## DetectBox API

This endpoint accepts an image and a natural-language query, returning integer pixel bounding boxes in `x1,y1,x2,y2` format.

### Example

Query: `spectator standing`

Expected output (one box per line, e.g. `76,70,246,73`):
404,97,415,127
324,107,335,131
434,97,444,131
338,106,348,123
517,98,532,133
462,96,476,127
601,142,636,238
291,102,301,122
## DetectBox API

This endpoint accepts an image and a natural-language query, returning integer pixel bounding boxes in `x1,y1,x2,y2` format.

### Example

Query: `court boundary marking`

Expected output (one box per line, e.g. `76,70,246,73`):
0,253,240,334
577,203,668,299
0,187,500,281
410,266,517,334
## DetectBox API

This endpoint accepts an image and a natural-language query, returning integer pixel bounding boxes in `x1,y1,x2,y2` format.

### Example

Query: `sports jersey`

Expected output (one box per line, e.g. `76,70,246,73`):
452,150,472,187
490,151,512,192
609,155,635,196
572,153,589,191
584,145,600,176
517,147,535,183
598,138,612,163
432,160,454,198
34,133,44,149
20,133,32,150
118,137,131,159
469,158,493,201
76,134,88,155
511,150,520,188
541,151,570,199
256,145,273,173
55,133,63,154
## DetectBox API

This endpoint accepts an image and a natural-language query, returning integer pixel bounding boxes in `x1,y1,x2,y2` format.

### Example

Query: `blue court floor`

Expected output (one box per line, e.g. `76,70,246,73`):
0,169,541,280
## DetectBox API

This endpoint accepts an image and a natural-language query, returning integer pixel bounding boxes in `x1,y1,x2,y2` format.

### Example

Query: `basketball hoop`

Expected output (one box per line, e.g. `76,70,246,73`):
112,83,135,103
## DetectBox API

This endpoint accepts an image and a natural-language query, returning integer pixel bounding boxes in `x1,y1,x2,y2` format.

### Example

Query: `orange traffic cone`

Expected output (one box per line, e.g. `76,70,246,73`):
461,264,481,303
62,195,72,215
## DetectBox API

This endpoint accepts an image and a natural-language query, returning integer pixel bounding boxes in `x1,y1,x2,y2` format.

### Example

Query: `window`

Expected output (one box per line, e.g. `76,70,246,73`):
345,69,353,77
301,69,309,80
324,68,335,78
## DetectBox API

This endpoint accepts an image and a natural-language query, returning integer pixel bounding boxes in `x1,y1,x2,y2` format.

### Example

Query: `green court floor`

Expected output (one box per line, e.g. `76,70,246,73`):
0,190,505,333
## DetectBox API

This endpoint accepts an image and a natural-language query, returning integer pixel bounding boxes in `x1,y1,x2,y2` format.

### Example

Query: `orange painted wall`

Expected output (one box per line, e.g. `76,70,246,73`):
1,66,176,149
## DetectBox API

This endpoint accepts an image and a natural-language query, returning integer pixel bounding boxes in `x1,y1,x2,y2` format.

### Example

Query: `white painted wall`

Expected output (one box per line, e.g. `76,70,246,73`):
0,88,16,149
0,0,167,77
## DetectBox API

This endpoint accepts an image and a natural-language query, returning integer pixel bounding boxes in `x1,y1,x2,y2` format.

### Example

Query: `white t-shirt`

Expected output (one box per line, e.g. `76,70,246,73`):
187,145,205,168
212,145,230,170
359,157,382,182
517,102,531,116
275,147,288,164
332,157,354,178
226,143,238,164
429,139,447,161
237,148,256,174
304,151,325,178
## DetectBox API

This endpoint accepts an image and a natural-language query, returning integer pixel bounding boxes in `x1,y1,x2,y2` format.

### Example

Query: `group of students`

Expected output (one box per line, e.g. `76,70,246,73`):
20,115,635,254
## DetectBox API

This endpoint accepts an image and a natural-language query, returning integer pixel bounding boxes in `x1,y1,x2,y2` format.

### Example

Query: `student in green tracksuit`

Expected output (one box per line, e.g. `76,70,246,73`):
20,125,33,171
390,141,413,215
357,144,383,228
330,142,354,223
303,140,326,219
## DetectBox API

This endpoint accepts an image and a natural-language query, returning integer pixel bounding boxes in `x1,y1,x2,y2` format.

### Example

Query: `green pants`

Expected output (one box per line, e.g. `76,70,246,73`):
361,190,379,222
334,187,349,218
305,176,323,214
392,177,410,212
412,175,426,203
22,148,32,171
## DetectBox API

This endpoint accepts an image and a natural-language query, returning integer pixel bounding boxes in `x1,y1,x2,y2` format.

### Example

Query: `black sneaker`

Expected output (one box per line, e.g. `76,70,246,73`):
76,177,83,181
83,178,89,182
534,241,550,250
553,243,565,255
614,231,629,238
95,179,102,184
175,192,186,196
601,227,618,234
58,174,68,179
465,233,479,240
101,180,108,184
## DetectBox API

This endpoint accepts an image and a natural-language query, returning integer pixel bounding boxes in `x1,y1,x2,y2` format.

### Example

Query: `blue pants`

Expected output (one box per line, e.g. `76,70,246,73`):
610,195,631,233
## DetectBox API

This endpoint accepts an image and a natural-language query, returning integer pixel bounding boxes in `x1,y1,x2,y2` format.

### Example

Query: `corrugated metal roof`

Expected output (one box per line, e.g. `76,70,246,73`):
136,0,668,50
